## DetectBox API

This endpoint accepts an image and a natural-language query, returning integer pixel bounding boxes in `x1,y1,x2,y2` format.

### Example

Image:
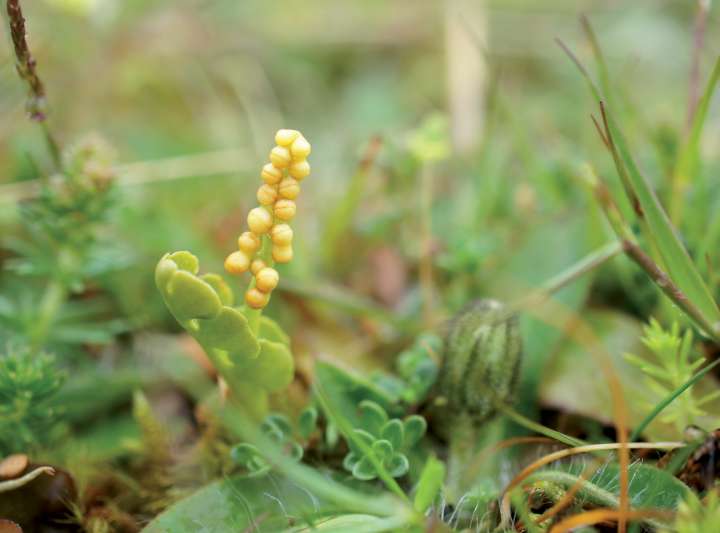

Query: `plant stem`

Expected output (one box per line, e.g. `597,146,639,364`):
494,401,586,448
30,279,66,350
245,234,274,336
3,0,62,171
419,162,435,327
630,356,720,441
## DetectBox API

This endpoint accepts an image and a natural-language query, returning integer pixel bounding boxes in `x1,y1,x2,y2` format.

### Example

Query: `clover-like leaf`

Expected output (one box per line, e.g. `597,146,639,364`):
403,415,427,447
230,443,259,464
347,429,375,456
358,400,388,436
386,453,409,478
371,439,394,461
286,442,304,462
352,457,377,481
343,452,361,472
380,419,404,450
230,443,270,477
262,414,292,440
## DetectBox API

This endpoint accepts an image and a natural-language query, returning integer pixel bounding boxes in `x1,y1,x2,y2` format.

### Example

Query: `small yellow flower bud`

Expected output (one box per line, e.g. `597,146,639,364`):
275,129,300,147
237,231,260,254
271,223,293,246
288,160,310,180
278,177,300,200
273,244,293,263
250,258,267,275
257,183,278,206
248,207,274,234
274,199,296,221
269,146,291,168
255,267,279,293
261,163,283,185
245,287,270,309
224,250,250,274
290,136,311,160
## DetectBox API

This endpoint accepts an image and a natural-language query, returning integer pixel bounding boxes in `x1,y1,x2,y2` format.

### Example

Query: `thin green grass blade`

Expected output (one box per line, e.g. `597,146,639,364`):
605,114,720,335
630,357,720,441
558,40,720,336
674,57,720,195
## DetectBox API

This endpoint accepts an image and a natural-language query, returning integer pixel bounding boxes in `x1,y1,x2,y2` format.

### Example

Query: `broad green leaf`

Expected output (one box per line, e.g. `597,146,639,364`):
200,273,234,306
143,475,333,532
529,461,691,511
242,339,294,392
196,307,259,359
166,270,222,321
259,316,291,346
293,514,396,532
167,250,199,274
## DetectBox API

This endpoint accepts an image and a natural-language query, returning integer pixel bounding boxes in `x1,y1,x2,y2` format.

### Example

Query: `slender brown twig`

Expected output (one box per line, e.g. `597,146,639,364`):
4,0,61,169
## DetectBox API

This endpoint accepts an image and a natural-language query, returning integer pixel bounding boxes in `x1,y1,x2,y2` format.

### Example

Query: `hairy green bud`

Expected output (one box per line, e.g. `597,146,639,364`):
434,299,522,431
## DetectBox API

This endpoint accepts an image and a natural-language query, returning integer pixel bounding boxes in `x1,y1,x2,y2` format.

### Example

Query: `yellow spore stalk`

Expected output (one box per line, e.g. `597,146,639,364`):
224,129,311,309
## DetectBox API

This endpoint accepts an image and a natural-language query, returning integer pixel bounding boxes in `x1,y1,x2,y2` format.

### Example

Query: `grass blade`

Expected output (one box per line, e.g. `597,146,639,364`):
671,57,720,220
557,39,720,336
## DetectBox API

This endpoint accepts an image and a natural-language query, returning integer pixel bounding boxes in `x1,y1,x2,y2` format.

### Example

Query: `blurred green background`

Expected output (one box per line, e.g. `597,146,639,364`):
2,0,719,443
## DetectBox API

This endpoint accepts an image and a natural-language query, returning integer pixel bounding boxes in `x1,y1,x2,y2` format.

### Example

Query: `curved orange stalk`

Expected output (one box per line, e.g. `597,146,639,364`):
518,297,632,532
548,508,673,533
536,459,603,525
499,441,683,525
464,436,558,483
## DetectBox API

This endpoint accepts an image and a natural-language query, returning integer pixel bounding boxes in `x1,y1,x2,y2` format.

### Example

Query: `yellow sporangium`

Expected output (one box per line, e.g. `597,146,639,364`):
224,129,311,310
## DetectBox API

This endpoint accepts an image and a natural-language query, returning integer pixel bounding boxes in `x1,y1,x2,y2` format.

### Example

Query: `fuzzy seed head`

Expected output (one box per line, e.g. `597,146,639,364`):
274,199,296,221
272,244,293,263
250,258,267,275
245,288,270,309
271,223,293,246
288,160,310,180
257,183,278,206
248,207,273,234
225,250,250,274
278,177,300,200
290,136,311,159
261,163,283,185
237,231,260,254
255,267,279,293
275,129,300,147
270,146,291,168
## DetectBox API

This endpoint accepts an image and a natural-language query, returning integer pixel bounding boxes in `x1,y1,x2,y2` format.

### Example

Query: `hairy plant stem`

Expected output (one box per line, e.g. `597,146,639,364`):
446,413,476,502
